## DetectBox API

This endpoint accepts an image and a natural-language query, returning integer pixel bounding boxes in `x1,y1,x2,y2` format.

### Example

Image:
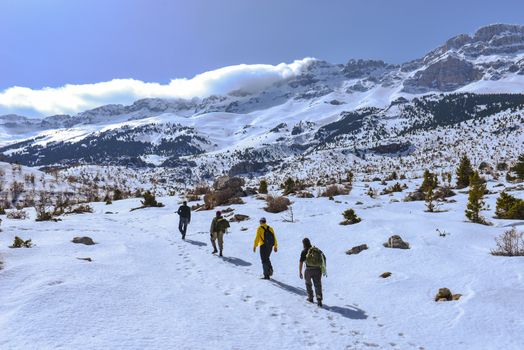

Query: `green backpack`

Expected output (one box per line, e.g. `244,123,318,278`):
306,246,324,268
216,217,230,232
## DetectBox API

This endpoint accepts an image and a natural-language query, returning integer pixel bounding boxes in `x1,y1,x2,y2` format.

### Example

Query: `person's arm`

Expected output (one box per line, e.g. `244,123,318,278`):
177,206,181,215
299,260,304,279
210,218,215,234
188,207,191,222
272,228,278,252
253,228,261,252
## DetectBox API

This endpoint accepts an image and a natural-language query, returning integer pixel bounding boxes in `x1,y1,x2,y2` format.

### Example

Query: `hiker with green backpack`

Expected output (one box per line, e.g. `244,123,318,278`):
210,211,230,257
299,238,326,307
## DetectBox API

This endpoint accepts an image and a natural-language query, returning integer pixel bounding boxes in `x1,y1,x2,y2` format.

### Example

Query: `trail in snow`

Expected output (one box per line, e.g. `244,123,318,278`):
1,180,524,349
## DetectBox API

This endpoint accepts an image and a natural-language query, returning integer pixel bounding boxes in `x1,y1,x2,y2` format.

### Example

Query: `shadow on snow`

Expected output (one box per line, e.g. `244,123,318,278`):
185,239,207,247
220,256,252,267
270,279,367,320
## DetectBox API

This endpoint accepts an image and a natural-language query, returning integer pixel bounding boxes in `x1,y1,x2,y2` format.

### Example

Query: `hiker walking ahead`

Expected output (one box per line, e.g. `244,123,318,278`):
210,211,230,256
253,218,277,280
299,238,326,307
177,201,191,240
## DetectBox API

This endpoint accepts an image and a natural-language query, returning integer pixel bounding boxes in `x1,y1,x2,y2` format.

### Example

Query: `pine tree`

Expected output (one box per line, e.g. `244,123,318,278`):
347,171,354,186
496,192,524,219
465,171,487,224
258,179,268,194
456,155,474,189
420,169,438,193
511,154,524,180
282,177,296,195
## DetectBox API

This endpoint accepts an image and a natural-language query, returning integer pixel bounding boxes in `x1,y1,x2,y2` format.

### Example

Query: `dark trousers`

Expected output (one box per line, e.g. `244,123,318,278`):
305,268,322,301
178,217,189,237
259,244,273,278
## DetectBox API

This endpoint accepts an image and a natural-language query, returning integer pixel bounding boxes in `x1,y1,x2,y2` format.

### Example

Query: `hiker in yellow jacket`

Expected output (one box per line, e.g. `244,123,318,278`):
253,217,278,279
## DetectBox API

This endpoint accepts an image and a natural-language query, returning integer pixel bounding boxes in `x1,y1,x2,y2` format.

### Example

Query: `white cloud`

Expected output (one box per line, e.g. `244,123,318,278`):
0,58,314,117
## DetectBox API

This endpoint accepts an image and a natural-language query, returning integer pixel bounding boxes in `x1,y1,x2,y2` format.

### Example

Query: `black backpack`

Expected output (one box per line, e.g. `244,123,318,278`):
262,226,275,246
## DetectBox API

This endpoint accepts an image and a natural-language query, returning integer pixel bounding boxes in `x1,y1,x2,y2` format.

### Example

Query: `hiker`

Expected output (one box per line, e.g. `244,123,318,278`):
210,211,230,256
299,238,326,307
177,201,191,240
253,217,278,280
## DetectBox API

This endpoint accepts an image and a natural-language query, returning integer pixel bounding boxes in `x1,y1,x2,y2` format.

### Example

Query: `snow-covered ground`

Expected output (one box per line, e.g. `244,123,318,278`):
0,180,523,349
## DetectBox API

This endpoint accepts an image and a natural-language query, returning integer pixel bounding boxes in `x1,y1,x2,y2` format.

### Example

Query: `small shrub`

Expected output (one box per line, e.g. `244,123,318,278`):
113,188,124,201
141,191,164,208
185,194,201,202
265,195,291,213
68,204,94,214
340,209,361,225
258,180,268,194
491,228,524,256
11,236,32,248
7,210,28,220
366,187,379,198
381,182,404,195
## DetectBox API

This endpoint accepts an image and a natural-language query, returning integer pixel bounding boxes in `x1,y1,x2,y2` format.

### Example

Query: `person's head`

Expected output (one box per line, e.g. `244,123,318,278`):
302,237,312,249
183,201,187,206
259,217,267,225
216,210,222,217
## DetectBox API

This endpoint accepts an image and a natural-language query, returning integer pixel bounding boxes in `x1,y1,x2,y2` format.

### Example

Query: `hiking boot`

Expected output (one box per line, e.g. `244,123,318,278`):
269,268,273,277
182,233,186,240
317,300,323,307
307,298,314,303
212,249,218,254
219,251,223,257
260,275,270,280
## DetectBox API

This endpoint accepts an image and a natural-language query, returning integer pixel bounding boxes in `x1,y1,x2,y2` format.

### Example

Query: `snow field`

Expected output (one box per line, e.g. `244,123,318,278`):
0,180,523,349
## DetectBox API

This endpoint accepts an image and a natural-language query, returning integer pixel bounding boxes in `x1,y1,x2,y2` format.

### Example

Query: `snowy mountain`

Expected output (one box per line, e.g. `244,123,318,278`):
1,24,524,183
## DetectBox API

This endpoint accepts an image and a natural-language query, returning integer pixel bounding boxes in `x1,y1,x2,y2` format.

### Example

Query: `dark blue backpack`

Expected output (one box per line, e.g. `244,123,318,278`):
262,226,275,247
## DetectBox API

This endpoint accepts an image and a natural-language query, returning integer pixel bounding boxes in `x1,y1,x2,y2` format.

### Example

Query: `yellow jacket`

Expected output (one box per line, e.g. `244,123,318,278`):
253,224,277,249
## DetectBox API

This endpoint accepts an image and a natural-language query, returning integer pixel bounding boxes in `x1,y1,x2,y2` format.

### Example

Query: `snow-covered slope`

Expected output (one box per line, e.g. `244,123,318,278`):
1,24,524,184
0,179,523,349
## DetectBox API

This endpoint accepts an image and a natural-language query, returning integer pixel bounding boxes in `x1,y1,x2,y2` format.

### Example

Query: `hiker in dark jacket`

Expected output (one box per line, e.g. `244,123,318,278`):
210,211,230,256
177,201,191,239
299,238,326,307
253,218,278,280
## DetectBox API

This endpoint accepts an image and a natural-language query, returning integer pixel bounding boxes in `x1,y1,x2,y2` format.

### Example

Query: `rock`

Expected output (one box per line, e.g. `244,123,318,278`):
240,227,248,231
380,272,392,278
230,214,249,222
452,294,462,301
404,56,483,92
213,176,245,192
383,235,410,249
346,244,368,255
72,236,95,245
434,288,453,302
77,257,92,262
221,207,235,213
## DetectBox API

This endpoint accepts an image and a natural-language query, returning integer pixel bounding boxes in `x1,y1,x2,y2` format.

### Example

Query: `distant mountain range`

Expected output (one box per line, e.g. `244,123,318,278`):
1,24,523,182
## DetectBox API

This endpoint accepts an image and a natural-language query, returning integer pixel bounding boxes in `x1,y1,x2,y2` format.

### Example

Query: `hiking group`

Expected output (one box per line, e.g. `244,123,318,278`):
175,203,327,307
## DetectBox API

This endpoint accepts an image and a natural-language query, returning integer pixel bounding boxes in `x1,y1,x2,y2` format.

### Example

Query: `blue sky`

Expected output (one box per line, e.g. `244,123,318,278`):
0,0,522,116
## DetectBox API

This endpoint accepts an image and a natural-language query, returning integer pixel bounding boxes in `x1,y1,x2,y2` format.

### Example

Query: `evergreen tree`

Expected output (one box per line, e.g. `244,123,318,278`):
347,171,354,186
420,169,438,193
511,154,524,180
465,171,487,224
258,179,268,194
456,155,474,189
282,177,296,195
496,192,524,219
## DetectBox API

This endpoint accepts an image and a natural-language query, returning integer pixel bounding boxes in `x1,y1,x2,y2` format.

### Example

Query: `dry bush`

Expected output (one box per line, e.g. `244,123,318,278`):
185,194,201,202
320,185,349,198
192,184,211,195
67,204,94,214
491,227,524,256
264,195,291,213
7,210,28,220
